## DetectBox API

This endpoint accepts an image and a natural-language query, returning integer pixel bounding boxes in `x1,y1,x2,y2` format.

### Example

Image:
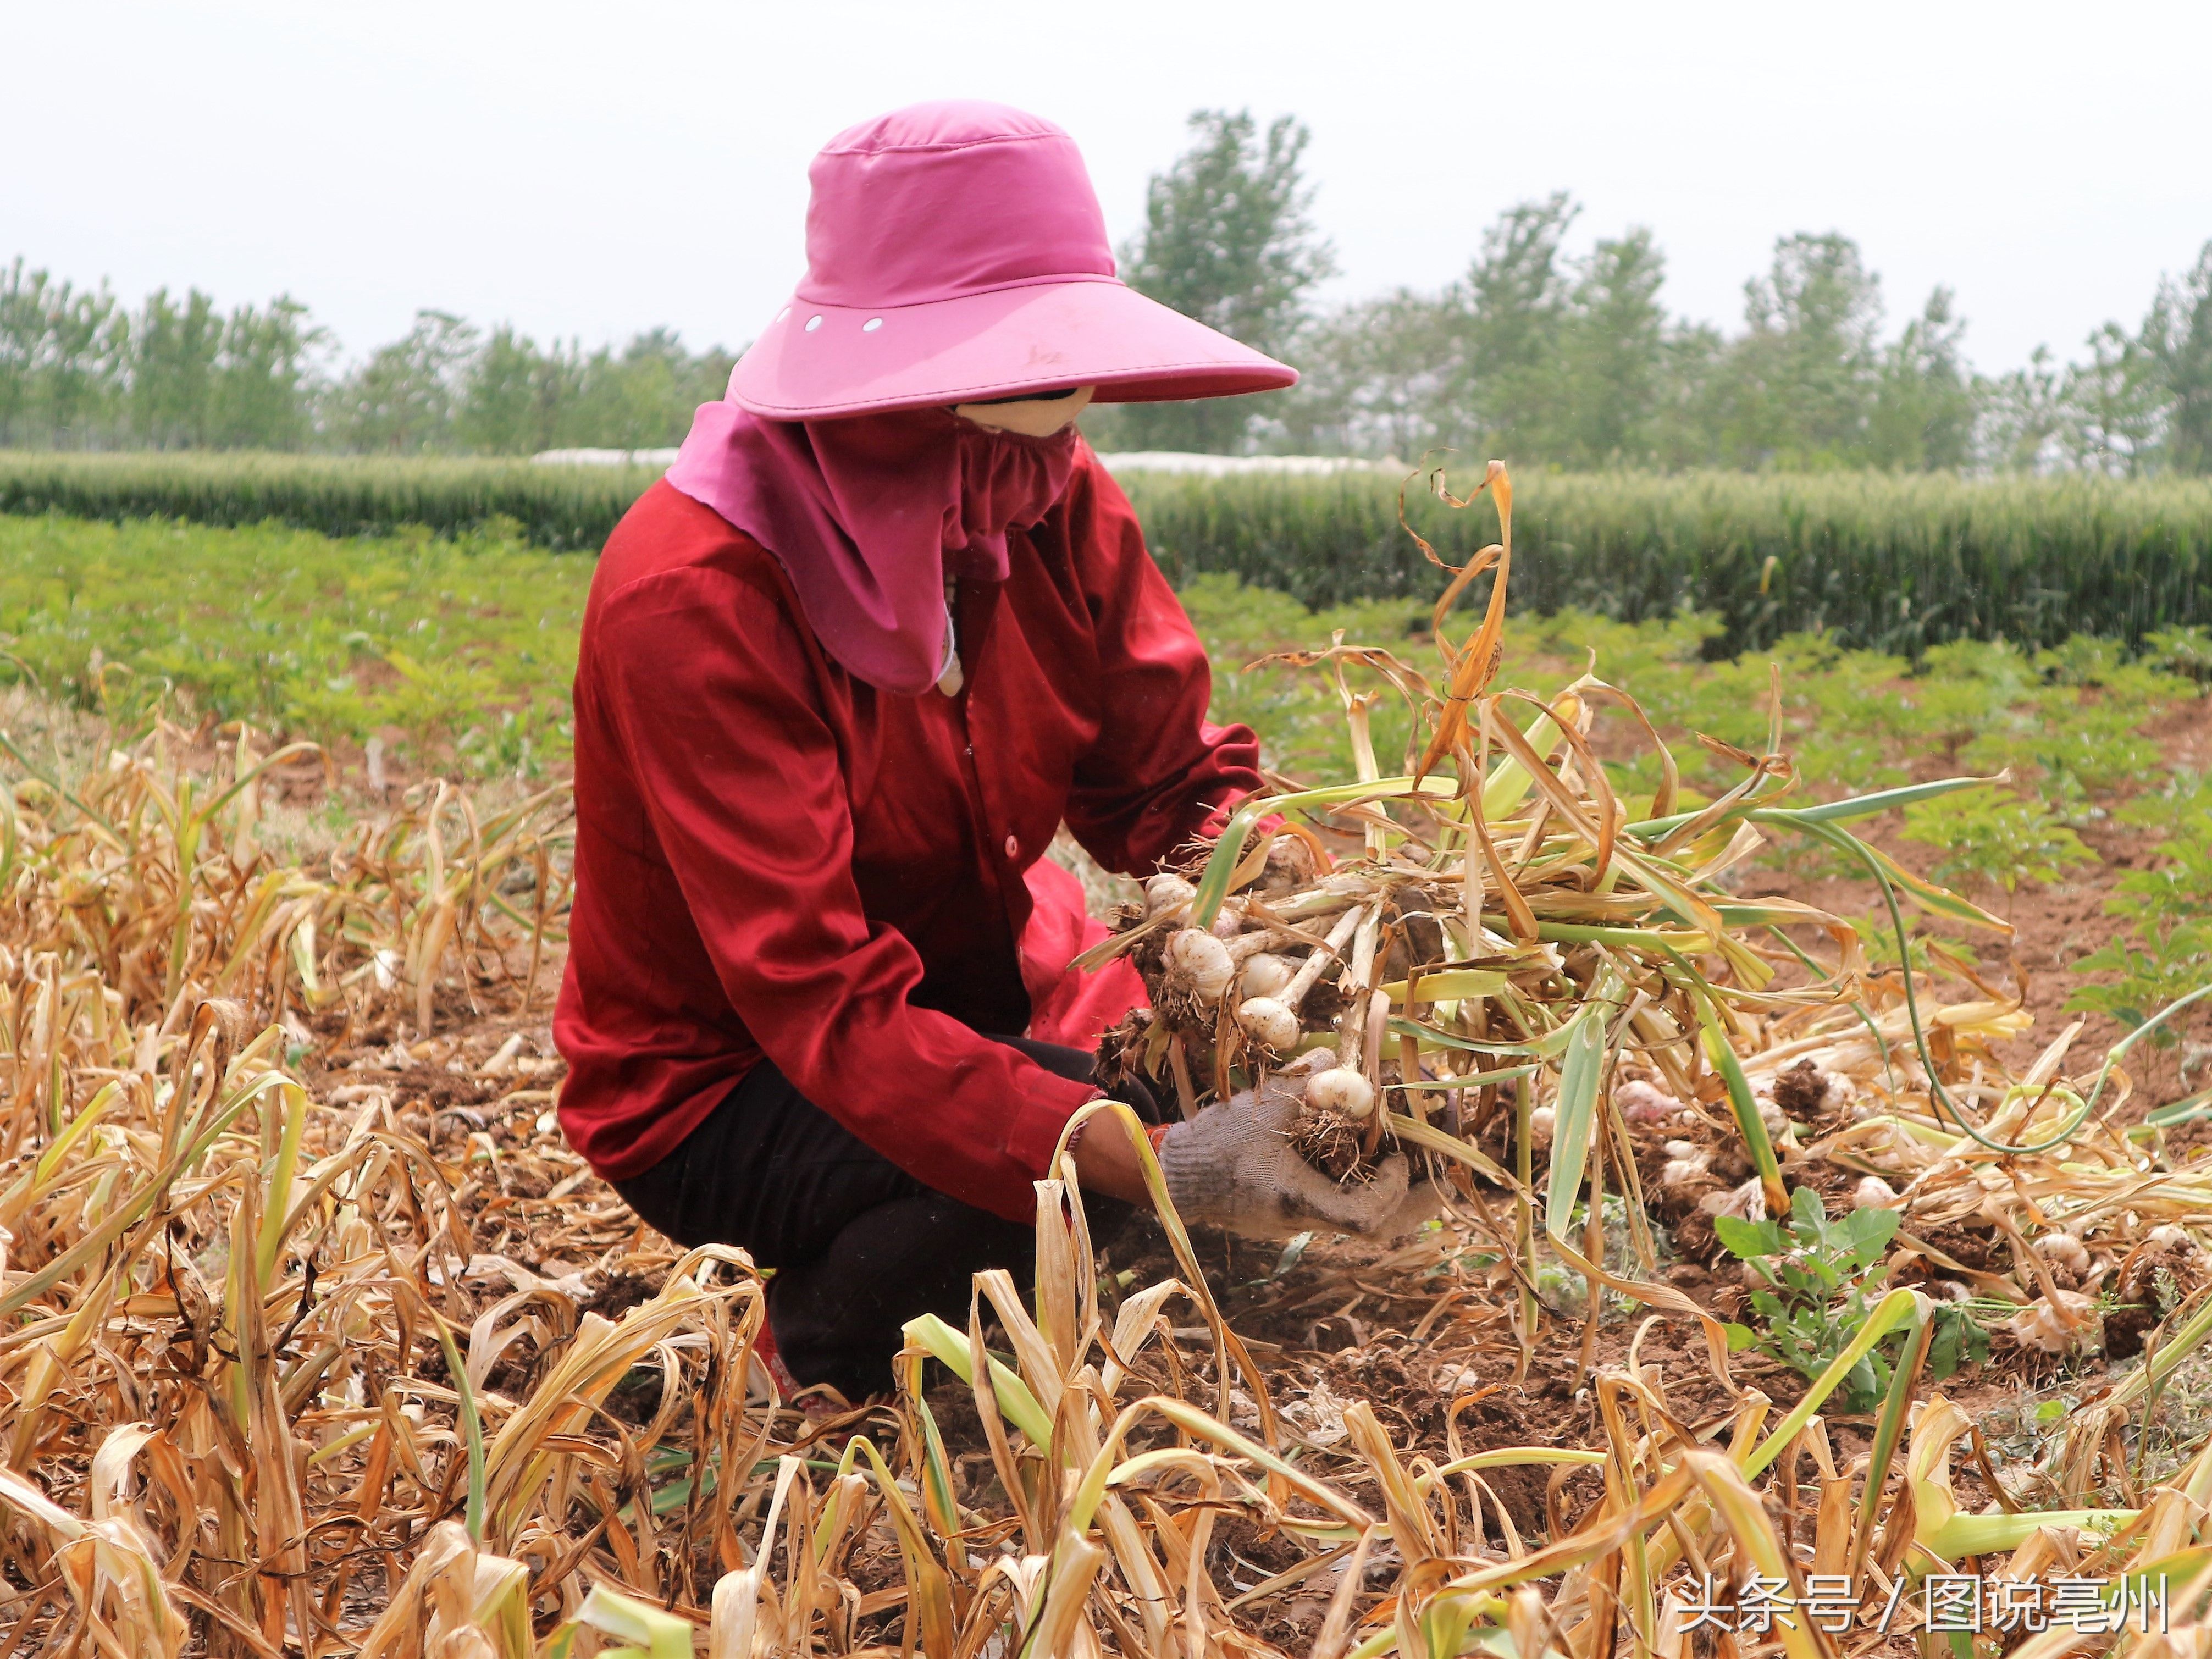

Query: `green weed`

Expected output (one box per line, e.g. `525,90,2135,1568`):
1718,1187,1988,1411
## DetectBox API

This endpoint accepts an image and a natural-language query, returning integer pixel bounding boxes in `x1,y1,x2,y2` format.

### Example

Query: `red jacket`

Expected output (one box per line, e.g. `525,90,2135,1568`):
554,454,1262,1221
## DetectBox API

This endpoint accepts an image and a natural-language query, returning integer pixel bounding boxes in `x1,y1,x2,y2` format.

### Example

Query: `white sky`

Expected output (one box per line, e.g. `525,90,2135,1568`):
9,0,2209,378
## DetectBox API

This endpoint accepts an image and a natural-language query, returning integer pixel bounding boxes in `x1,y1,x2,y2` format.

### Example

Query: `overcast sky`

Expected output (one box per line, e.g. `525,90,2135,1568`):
9,0,2209,378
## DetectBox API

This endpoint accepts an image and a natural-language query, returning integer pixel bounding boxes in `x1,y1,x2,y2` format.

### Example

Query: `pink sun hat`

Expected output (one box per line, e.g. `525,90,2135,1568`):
727,101,1299,419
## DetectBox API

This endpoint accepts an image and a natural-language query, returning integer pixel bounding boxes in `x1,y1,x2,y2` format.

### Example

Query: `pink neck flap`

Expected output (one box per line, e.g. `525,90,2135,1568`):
665,399,1080,695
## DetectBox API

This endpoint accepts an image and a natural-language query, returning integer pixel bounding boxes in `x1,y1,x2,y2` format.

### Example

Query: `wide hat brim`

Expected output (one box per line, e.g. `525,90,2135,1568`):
727,277,1297,420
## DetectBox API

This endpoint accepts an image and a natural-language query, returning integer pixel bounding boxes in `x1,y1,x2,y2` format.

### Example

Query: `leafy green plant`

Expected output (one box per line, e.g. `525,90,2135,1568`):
1718,1188,1901,1407
1966,696,2174,806
1718,1187,1988,1410
2147,624,2212,686
1900,786,2097,908
2067,787,2212,1054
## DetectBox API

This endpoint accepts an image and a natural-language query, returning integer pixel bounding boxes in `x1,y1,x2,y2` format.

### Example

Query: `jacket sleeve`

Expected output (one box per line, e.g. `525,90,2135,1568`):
1059,456,1267,875
592,563,1099,1222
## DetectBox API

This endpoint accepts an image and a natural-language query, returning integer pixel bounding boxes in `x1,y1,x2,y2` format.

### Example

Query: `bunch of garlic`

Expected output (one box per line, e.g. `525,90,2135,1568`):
1144,873,1197,919
1248,908,1378,1120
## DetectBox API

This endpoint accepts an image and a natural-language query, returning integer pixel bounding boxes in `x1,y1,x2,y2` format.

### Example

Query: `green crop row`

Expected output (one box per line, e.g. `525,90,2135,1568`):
1129,468,2212,656
5,451,2212,654
0,450,656,551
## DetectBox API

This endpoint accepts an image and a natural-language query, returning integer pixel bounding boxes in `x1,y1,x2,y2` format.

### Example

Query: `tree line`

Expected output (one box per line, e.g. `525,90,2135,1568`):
1087,111,2212,475
0,265,733,455
5,109,2208,471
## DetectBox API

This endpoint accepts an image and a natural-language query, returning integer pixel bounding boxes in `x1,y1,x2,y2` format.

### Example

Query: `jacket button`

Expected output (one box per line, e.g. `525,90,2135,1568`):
1004,834,1019,858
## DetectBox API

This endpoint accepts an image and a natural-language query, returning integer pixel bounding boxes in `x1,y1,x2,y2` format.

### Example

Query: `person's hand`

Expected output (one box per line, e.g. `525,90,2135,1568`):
1154,1077,1437,1241
1068,1108,1154,1205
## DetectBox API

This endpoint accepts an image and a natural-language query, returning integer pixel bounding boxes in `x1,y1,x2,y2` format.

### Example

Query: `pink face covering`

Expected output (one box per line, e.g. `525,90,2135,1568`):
666,399,1080,696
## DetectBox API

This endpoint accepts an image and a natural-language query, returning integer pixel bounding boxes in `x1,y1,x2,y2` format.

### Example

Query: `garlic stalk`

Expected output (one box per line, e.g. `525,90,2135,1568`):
1275,904,1369,1013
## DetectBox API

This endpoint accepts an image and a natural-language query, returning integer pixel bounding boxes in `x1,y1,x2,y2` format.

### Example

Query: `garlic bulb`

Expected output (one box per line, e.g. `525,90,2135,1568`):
2004,1289,2095,1354
1527,1105,1556,1148
1852,1175,1900,1210
1704,1178,1766,1222
2034,1232,2092,1287
1144,874,1196,919
1615,1079,1682,1122
1210,905,1246,941
1306,1067,1376,1121
1162,928,1236,1004
1659,1138,1712,1190
1238,952,1296,1000
1247,947,1292,999
1236,996,1300,1055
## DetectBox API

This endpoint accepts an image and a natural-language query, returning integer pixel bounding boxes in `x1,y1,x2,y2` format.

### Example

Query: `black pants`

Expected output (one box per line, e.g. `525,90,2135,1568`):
613,1036,1155,1401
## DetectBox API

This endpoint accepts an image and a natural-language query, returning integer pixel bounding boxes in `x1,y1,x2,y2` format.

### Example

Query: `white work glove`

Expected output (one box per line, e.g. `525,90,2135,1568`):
1156,1077,1438,1242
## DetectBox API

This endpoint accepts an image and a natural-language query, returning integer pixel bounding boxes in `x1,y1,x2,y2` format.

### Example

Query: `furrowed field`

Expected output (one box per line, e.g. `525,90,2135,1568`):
5,468,2212,1655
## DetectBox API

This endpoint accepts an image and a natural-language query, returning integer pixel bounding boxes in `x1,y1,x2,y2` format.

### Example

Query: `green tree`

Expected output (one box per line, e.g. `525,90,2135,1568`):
327,310,478,453
2063,321,2166,476
1453,193,1575,457
2142,241,2212,474
1104,109,1335,454
1653,319,1728,468
1870,287,1975,470
1713,233,1883,468
208,297,324,450
0,262,125,447
1554,227,1670,466
1975,344,2067,472
1273,287,1459,458
125,287,224,448
456,326,579,455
